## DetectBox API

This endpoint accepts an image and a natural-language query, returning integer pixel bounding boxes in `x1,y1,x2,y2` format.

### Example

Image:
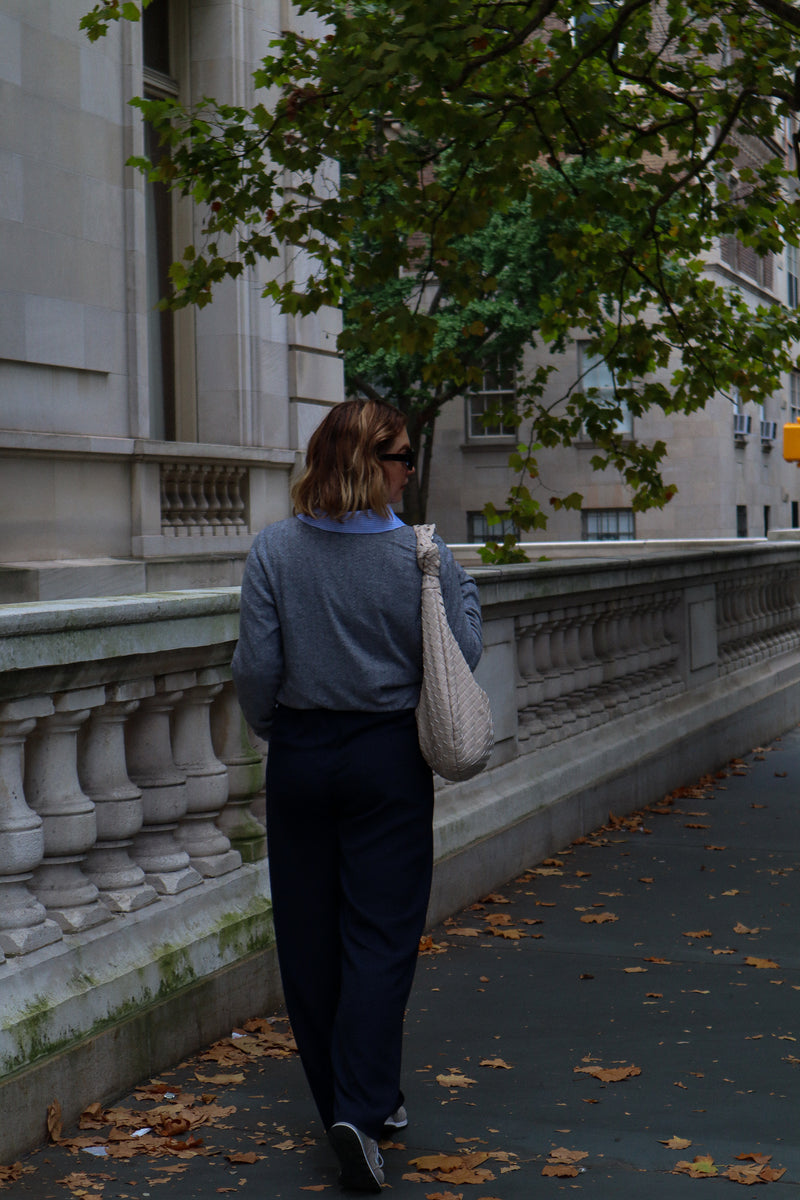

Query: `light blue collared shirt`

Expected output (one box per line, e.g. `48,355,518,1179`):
296,509,405,533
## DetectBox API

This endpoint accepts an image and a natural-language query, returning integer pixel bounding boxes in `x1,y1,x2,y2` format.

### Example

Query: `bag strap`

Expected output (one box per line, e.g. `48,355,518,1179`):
413,523,440,577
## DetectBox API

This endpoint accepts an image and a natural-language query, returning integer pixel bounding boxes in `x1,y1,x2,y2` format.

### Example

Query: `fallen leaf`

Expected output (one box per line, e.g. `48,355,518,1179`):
225,1151,262,1164
47,1098,64,1144
660,1136,692,1149
542,1163,579,1177
673,1155,718,1178
623,967,647,974
479,1058,513,1069
424,1192,464,1200
580,912,617,924
547,1148,588,1163
745,956,779,969
734,923,761,935
682,930,712,939
436,1073,477,1088
574,1064,640,1082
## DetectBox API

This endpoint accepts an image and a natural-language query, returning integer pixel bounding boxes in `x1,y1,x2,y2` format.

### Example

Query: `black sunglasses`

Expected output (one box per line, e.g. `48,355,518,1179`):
379,451,415,470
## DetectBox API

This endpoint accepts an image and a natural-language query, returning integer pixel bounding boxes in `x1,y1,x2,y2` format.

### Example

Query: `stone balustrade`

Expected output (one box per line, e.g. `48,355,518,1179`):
4,541,800,1160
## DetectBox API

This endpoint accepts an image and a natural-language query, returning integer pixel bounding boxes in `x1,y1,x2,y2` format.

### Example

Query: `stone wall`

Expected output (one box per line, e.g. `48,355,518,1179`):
3,542,800,1159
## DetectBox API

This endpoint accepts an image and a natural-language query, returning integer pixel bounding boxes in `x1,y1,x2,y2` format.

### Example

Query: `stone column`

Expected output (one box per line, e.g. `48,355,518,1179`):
24,688,112,933
174,670,241,877
79,681,158,913
0,697,62,956
211,681,267,862
126,673,202,895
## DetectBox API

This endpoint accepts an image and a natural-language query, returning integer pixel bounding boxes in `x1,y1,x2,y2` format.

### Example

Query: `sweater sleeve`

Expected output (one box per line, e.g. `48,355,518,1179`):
436,535,484,671
231,538,284,738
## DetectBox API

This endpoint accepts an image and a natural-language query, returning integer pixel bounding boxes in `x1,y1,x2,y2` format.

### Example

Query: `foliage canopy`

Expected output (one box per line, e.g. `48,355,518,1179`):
82,0,800,552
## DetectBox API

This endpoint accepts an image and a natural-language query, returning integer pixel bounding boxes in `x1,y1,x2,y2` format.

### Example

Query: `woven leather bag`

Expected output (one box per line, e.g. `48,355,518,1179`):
413,524,494,781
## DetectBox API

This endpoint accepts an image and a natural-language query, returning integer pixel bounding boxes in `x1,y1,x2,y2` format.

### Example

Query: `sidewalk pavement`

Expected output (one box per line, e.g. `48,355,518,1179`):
3,724,800,1198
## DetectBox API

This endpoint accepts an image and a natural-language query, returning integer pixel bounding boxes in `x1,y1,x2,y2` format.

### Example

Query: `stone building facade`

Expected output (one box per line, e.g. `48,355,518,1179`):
0,0,343,603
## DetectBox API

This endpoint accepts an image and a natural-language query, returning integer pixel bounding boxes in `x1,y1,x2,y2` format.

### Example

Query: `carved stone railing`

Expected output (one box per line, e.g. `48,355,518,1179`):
4,541,800,1159
159,463,249,536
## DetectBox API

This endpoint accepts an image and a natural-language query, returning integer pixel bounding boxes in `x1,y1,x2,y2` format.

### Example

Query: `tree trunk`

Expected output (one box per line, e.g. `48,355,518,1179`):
399,414,435,524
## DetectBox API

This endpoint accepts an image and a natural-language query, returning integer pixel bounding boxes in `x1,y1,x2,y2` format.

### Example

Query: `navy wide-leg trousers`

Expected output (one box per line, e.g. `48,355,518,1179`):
265,706,435,1140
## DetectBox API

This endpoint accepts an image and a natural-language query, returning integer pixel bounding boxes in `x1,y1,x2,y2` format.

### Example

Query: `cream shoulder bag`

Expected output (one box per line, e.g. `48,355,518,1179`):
413,524,494,782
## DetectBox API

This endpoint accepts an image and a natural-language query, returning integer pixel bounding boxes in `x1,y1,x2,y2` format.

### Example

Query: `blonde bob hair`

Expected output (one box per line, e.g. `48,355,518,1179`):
291,398,407,520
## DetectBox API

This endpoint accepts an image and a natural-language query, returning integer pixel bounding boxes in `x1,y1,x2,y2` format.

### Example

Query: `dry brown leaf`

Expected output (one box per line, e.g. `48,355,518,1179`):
745,956,779,969
682,930,712,938
441,1168,495,1184
448,927,482,937
479,1058,513,1070
47,1097,64,1144
225,1151,262,1164
574,1064,641,1082
723,1163,766,1184
580,912,617,924
419,936,449,956
487,926,525,940
623,967,647,974
643,956,672,964
483,913,512,926
735,1153,772,1164
673,1156,718,1178
542,1163,579,1177
436,1073,477,1088
410,1153,489,1172
548,1148,588,1163
425,1192,464,1200
660,1136,692,1149
734,923,761,935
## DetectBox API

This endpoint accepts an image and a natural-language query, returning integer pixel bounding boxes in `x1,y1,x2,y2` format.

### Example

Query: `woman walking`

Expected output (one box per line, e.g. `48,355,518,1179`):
232,399,483,1192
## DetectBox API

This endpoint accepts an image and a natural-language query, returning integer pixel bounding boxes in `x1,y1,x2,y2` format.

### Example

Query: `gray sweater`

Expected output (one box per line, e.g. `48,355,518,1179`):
232,518,483,737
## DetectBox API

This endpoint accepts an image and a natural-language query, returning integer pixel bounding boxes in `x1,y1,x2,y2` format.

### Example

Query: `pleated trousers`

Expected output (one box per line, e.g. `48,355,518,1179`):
265,705,435,1140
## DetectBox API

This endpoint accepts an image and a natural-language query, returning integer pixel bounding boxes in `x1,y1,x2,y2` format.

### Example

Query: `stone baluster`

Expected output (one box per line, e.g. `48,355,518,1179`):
24,689,112,933
574,603,606,723
192,468,210,532
162,465,183,534
593,602,631,712
78,682,158,913
206,468,225,534
229,467,247,531
211,682,267,862
532,612,566,739
126,674,202,894
513,617,547,742
548,613,581,734
177,465,200,535
0,697,62,956
174,671,241,877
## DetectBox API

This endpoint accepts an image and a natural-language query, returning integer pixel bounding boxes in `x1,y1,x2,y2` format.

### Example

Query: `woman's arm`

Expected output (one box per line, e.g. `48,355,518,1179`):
231,539,284,738
436,536,484,670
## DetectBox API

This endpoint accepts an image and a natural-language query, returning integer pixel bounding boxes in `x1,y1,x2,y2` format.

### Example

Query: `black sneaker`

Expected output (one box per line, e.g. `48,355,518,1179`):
328,1121,385,1193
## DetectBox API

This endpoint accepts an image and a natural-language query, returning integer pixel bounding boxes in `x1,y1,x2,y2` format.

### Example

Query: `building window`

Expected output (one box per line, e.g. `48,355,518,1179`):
791,371,800,423
792,500,799,529
763,506,771,537
788,243,799,309
581,509,635,541
143,0,178,442
467,511,518,544
736,505,748,538
577,344,633,436
467,360,516,439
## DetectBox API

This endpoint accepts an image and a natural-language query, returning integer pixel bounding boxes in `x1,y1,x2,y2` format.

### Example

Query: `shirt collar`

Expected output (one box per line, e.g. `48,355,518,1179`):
296,509,405,533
